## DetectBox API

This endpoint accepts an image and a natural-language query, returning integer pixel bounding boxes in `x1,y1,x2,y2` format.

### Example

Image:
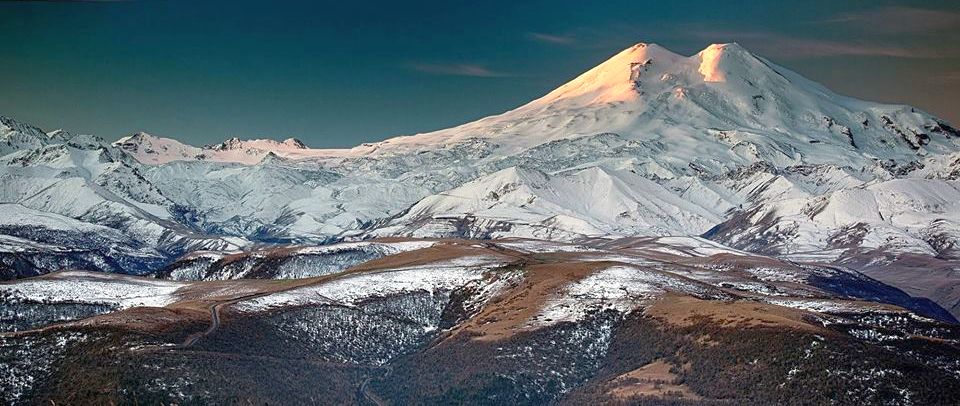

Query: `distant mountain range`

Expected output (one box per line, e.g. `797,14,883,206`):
3,41,960,405
3,42,959,317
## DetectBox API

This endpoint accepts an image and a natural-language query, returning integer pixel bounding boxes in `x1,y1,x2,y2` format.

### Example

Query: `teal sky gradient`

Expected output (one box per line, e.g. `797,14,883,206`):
1,0,957,147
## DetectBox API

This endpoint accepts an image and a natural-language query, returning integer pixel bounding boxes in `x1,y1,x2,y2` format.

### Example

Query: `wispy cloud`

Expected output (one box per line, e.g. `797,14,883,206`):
931,72,960,85
693,31,954,59
526,32,576,45
823,6,960,34
408,63,512,78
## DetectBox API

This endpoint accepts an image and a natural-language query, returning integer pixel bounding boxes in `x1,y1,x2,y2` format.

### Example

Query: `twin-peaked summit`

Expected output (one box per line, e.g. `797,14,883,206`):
115,42,958,167
410,39,951,172
522,42,755,107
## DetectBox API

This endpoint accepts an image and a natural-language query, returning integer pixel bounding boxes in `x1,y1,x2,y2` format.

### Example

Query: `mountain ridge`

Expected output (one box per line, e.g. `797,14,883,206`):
110,42,956,166
2,41,960,318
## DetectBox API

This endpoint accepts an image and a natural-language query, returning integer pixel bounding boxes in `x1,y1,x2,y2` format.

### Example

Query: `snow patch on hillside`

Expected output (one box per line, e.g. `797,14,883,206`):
530,265,717,326
235,256,507,312
0,271,184,308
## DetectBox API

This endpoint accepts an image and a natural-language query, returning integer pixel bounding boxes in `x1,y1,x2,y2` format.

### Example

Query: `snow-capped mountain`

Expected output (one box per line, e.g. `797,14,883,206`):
708,178,960,258
118,43,957,169
353,42,955,164
5,41,960,404
2,42,960,315
0,118,245,277
110,44,959,244
114,132,311,165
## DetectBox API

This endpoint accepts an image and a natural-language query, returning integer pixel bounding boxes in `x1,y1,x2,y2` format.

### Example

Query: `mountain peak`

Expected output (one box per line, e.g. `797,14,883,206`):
385,40,957,164
696,42,760,83
521,42,783,111
1,115,59,155
701,42,746,53
46,129,73,142
111,131,321,165
113,131,202,164
514,41,800,114
208,137,308,152
257,151,286,165
209,137,245,151
526,42,684,108
282,137,307,149
114,131,163,146
1,116,48,140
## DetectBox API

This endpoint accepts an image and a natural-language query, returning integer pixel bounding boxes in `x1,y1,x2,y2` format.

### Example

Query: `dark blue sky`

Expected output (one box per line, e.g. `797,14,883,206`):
1,0,958,147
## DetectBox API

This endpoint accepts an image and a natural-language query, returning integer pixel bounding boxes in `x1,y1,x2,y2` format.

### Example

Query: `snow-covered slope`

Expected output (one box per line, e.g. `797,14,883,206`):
1,117,65,156
372,166,721,239
158,240,438,280
1,270,185,309
2,42,960,308
0,119,246,278
136,158,426,241
114,132,314,165
709,178,960,257
0,203,170,278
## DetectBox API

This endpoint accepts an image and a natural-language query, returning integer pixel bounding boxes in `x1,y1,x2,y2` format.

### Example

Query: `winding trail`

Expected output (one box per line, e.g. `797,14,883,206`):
177,290,276,348
359,366,392,406
178,301,224,347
